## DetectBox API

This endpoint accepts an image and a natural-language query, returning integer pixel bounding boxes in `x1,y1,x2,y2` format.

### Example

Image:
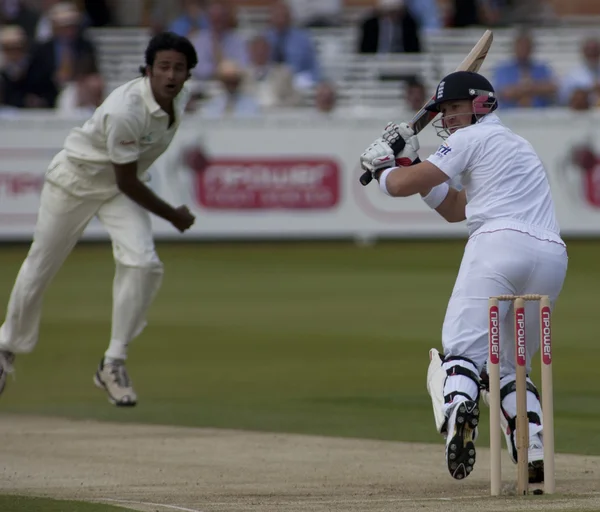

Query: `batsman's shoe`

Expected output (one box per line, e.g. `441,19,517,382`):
446,400,479,480
94,358,137,407
0,351,15,397
528,435,545,484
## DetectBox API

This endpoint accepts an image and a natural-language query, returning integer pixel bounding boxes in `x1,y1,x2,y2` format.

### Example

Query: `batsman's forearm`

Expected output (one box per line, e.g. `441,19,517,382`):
434,188,467,223
118,179,177,222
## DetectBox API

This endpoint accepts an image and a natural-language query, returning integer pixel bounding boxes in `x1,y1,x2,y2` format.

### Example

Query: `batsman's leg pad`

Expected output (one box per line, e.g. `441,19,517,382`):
442,356,481,417
427,348,448,435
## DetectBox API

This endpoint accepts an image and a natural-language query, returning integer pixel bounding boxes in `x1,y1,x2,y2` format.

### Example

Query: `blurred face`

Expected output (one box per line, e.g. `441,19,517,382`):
406,84,425,111
439,99,473,134
1,41,26,65
514,35,532,63
249,38,270,66
183,0,203,17
583,39,600,68
208,2,227,32
569,88,591,111
148,50,189,104
270,2,290,31
316,85,336,112
54,22,80,41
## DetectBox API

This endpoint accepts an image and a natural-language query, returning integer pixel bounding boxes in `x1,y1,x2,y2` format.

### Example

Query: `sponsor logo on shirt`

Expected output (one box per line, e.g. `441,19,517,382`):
120,140,136,146
435,142,452,157
141,133,154,144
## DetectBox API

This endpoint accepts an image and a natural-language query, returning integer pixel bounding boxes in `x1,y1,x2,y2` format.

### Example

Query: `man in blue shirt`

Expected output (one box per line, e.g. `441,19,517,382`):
493,30,557,108
264,0,321,90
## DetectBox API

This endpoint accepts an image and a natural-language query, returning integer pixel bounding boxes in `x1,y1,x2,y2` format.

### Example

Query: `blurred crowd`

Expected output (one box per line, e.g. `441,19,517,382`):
1,0,600,118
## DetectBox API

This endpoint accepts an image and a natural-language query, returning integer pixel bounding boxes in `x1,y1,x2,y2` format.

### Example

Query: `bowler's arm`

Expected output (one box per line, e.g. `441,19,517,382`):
113,161,178,223
377,160,466,223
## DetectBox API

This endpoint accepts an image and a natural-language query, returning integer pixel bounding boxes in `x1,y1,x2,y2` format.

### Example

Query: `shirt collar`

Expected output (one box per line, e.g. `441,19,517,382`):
478,112,501,125
141,77,165,117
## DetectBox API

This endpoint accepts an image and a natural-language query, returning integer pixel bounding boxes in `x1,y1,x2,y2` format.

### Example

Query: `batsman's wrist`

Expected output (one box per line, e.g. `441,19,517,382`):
378,167,396,196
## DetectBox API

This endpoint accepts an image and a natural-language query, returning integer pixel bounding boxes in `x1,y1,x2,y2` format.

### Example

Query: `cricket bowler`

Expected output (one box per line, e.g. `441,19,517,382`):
0,32,198,407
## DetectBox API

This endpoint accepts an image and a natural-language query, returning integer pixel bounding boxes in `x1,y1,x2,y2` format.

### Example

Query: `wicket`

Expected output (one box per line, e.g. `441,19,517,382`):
487,294,555,496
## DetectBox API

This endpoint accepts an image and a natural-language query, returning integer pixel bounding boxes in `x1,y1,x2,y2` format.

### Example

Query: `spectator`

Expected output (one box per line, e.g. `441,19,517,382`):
314,81,337,114
191,0,248,80
358,0,421,55
168,0,208,39
404,76,425,110
26,2,98,108
0,0,39,43
56,57,104,116
493,30,556,108
78,0,113,27
202,60,261,119
560,36,600,107
244,34,302,109
0,25,30,108
286,0,343,28
264,0,322,90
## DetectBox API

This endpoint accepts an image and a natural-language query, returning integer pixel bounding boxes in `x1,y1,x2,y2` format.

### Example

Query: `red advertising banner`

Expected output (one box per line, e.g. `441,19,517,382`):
196,158,340,210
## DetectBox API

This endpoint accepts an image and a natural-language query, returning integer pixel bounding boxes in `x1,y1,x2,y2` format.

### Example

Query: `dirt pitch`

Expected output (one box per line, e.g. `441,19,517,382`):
1,415,599,512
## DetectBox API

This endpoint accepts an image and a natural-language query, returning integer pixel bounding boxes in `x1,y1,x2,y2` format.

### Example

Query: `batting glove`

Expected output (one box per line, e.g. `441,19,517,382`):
382,122,420,167
360,138,396,176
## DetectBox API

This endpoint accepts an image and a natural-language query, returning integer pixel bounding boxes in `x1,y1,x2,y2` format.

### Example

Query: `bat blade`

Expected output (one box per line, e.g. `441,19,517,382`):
359,30,493,186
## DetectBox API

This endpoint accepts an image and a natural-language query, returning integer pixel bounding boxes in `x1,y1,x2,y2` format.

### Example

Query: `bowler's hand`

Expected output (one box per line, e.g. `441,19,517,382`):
170,206,195,233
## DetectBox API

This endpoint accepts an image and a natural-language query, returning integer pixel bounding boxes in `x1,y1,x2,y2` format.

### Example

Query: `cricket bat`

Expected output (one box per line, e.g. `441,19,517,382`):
359,30,494,186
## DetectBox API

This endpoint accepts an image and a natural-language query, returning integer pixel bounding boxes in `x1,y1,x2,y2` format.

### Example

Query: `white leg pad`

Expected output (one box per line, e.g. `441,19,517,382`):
427,348,448,436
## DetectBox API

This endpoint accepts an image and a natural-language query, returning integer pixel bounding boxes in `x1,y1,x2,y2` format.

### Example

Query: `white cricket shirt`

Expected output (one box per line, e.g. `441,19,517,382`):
46,77,189,199
426,113,563,244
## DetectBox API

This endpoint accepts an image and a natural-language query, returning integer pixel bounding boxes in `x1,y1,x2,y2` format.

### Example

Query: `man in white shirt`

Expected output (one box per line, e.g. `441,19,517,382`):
0,32,198,407
359,71,568,484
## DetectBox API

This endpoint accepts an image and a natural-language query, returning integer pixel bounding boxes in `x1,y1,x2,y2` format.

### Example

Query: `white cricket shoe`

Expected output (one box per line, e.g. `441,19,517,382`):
445,400,479,480
0,351,14,396
94,358,137,407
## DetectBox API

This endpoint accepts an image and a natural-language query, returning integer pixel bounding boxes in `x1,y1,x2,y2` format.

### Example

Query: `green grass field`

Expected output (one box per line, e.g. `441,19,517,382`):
0,239,599,455
0,495,129,511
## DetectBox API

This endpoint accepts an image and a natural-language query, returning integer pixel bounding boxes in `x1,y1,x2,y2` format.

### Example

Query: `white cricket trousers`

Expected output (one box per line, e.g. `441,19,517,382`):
0,180,164,360
440,227,567,431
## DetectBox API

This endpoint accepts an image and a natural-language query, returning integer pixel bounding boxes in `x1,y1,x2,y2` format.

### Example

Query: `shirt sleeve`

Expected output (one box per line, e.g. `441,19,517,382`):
426,130,480,180
105,111,144,165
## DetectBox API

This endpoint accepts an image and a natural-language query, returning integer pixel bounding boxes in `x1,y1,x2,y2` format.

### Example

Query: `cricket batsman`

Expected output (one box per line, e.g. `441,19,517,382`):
0,32,198,407
359,71,568,483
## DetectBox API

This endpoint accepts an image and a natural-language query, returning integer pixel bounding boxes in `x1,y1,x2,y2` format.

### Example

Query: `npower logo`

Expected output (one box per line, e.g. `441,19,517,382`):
541,306,552,365
489,306,500,364
515,308,526,366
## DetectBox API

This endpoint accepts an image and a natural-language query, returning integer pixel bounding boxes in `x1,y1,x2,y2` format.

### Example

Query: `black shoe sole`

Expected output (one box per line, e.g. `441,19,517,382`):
447,400,479,480
529,460,544,483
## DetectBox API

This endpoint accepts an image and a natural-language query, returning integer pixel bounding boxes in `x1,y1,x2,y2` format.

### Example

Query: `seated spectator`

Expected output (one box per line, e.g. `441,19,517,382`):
404,76,425,110
0,25,30,108
264,0,322,90
26,2,97,108
202,60,261,119
286,0,343,28
493,30,556,108
358,0,421,55
56,57,104,116
168,0,208,39
0,0,39,43
559,37,600,107
243,34,302,109
191,0,248,80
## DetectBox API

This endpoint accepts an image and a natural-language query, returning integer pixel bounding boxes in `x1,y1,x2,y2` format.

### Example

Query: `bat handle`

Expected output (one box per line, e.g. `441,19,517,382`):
359,136,407,187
